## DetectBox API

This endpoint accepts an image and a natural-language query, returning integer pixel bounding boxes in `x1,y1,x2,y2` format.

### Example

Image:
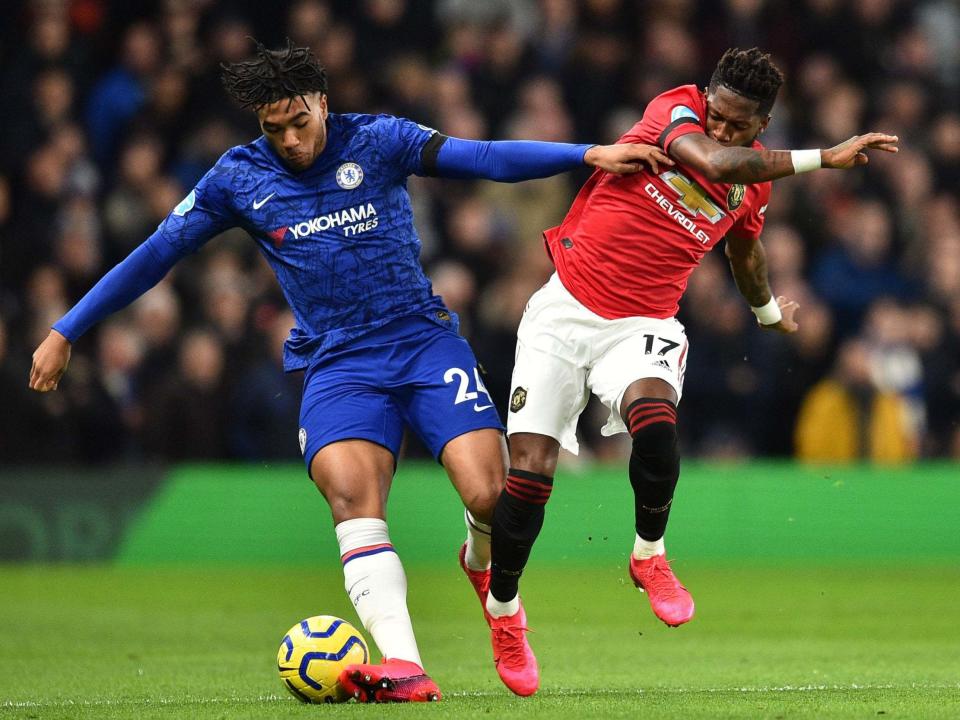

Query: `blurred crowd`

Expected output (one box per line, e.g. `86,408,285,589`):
0,0,958,466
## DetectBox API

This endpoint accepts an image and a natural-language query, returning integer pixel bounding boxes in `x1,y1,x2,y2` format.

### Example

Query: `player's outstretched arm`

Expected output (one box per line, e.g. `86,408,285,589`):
671,132,898,184
724,233,798,333
27,237,187,392
426,136,671,183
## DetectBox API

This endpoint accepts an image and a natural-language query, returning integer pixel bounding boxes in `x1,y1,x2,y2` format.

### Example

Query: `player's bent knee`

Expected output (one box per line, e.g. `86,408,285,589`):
453,468,502,519
507,437,560,478
324,491,383,522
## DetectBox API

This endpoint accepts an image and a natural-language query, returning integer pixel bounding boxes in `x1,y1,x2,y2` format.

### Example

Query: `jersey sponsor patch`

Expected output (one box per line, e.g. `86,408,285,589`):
670,105,699,123
173,190,196,216
298,428,307,455
336,162,364,189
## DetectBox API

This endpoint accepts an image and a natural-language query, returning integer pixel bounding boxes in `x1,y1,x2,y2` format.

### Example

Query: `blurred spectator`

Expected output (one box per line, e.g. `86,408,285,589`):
811,199,913,336
144,328,229,460
795,338,917,463
85,21,162,167
229,309,302,459
102,133,170,257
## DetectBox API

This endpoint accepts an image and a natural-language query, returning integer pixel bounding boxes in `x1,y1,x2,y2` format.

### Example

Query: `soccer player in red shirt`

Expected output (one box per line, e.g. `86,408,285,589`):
465,48,898,693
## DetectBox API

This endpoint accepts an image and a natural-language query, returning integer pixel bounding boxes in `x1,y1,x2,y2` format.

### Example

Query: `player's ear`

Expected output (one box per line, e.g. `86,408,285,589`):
757,115,771,136
319,94,328,121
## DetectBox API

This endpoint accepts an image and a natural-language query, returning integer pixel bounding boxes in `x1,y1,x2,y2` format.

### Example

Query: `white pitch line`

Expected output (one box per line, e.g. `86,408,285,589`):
447,683,959,698
3,684,959,708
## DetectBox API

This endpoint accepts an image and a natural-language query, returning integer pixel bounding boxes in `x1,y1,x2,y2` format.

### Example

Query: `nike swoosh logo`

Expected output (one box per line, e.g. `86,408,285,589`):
473,404,493,412
252,192,276,210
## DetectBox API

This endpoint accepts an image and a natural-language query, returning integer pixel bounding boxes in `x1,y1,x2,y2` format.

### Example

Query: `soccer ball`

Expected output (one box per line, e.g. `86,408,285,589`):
277,615,369,703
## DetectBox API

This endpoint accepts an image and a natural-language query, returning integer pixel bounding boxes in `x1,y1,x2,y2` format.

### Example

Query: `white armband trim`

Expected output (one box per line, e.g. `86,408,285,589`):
751,296,782,326
791,149,821,174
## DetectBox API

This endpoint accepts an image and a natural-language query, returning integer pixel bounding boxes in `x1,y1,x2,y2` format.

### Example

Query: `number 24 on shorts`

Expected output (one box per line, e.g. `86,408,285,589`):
444,367,494,411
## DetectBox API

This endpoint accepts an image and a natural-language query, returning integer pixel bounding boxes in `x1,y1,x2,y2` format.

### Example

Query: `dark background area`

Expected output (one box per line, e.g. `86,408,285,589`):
0,0,958,465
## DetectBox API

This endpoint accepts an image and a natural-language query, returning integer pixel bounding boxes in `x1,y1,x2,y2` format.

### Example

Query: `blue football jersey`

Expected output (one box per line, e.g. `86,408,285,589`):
154,113,450,371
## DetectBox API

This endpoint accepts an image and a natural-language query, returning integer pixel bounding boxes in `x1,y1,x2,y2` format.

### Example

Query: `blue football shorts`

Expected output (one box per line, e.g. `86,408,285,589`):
298,315,503,473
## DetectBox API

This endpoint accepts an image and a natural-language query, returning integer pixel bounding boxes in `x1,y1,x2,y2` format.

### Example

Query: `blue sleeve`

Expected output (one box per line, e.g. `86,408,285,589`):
53,233,188,341
428,136,593,183
152,153,237,255
374,115,438,179
53,155,237,341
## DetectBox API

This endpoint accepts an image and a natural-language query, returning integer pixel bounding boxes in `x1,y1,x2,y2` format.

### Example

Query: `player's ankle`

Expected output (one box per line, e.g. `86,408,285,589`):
632,534,665,560
486,593,520,618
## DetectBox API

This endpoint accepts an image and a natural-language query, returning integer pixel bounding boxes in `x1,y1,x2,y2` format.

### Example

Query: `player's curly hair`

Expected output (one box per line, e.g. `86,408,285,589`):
220,38,328,111
709,47,784,116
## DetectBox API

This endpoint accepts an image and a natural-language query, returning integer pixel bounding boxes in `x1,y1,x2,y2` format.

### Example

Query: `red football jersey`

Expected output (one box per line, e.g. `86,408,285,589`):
544,84,772,319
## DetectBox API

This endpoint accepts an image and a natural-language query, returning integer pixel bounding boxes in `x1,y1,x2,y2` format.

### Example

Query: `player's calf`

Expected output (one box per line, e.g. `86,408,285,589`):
489,468,553,603
624,398,693,626
625,397,680,545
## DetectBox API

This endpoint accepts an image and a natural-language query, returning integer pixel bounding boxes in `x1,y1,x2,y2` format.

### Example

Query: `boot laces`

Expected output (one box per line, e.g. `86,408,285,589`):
642,556,683,598
494,622,531,669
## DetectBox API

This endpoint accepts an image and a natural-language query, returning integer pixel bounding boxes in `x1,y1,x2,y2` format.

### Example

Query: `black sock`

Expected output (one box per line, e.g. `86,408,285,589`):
489,468,553,602
625,398,680,541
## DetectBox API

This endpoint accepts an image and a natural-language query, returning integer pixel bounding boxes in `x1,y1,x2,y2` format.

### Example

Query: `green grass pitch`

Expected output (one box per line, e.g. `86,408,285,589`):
1,562,958,719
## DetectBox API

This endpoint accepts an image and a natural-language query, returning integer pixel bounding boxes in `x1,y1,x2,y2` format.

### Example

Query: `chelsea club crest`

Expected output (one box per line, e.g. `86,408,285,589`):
336,163,364,189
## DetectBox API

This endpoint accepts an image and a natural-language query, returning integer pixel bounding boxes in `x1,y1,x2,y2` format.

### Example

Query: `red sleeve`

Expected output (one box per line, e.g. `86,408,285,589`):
729,183,772,242
625,85,706,152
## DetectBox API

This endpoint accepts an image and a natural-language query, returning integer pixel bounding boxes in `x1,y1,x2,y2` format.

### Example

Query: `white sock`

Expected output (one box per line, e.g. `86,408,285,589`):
464,509,492,571
632,534,665,560
485,593,520,618
336,518,422,668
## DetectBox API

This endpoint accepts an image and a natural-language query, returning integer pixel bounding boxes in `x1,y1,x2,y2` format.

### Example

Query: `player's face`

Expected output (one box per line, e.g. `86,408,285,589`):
257,92,329,172
704,85,770,147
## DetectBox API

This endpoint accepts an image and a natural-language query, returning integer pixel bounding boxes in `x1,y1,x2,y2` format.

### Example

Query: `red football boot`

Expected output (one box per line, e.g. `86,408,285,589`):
458,543,539,696
458,542,490,608
629,553,695,627
489,603,539,696
338,658,441,702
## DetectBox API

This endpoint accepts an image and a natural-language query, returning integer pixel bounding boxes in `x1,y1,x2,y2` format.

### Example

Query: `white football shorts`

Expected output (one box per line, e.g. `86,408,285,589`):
506,273,688,455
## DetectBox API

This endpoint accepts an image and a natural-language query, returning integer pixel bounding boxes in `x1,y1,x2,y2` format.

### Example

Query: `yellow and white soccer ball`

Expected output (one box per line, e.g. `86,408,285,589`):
277,615,369,703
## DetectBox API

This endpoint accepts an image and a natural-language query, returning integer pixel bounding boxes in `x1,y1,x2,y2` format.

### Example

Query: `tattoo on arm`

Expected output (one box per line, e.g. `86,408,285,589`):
712,147,794,183
727,238,772,307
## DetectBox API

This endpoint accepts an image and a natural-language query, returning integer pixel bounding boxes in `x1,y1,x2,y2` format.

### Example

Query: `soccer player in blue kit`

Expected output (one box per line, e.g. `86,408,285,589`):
28,41,672,701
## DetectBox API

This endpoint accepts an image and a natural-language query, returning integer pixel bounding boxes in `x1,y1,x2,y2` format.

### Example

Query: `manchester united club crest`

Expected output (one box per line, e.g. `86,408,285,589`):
510,387,527,413
727,184,745,211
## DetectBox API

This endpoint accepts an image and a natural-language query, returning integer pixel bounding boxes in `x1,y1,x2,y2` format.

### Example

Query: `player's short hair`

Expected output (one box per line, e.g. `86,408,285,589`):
221,38,328,111
709,47,784,116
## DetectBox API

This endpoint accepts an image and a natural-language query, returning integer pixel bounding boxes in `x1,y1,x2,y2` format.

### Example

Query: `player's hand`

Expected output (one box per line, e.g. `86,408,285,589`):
584,143,674,175
29,329,72,392
759,296,799,334
821,133,899,169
